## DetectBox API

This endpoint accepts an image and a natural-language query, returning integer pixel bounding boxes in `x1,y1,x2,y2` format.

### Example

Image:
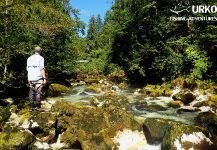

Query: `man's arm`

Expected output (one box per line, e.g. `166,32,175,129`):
41,68,47,84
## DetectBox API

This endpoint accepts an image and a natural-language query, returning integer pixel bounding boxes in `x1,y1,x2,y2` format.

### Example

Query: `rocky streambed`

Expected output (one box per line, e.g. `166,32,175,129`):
0,77,217,149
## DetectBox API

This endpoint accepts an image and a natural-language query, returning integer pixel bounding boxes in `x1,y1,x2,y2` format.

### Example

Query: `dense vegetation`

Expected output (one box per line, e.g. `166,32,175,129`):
108,0,217,84
0,0,84,86
0,0,217,89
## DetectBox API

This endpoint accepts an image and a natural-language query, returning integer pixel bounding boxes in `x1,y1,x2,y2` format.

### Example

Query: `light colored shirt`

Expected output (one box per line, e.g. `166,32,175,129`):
27,53,44,81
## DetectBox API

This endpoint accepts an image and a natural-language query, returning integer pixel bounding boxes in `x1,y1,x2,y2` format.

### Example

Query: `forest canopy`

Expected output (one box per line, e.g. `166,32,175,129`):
0,0,217,87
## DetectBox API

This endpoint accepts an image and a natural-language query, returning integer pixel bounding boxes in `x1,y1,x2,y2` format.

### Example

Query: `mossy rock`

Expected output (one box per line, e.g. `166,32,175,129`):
47,83,70,96
85,85,101,93
0,125,34,149
169,100,184,108
0,106,11,128
193,99,217,112
209,95,217,103
108,70,126,83
206,85,217,95
19,111,32,124
103,92,117,97
31,112,57,129
196,112,217,136
143,118,169,144
52,100,141,149
144,84,172,97
0,106,11,122
146,104,167,112
162,121,217,150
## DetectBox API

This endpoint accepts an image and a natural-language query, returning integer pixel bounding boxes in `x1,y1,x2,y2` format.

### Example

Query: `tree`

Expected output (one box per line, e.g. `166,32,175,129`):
96,14,103,32
86,15,98,51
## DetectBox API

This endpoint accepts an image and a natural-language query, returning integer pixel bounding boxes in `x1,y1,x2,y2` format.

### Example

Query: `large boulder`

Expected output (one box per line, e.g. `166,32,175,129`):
143,118,217,150
162,121,217,150
52,100,141,149
196,112,217,136
173,90,196,105
0,125,34,149
29,112,57,143
143,118,168,144
47,83,70,97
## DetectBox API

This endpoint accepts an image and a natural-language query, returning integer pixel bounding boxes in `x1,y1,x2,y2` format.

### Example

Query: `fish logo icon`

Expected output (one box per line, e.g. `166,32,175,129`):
170,6,191,14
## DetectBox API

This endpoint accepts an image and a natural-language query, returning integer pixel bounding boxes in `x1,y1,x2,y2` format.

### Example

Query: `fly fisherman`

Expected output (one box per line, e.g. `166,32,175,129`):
27,46,47,111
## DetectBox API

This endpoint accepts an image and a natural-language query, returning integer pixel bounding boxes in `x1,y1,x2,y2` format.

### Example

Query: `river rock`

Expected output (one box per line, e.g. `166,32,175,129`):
0,106,11,125
47,83,70,96
147,104,167,111
30,112,57,143
52,100,140,149
134,100,148,111
196,112,217,136
169,100,184,108
173,90,196,105
143,118,168,144
193,99,217,113
177,106,200,114
0,125,34,149
162,121,217,150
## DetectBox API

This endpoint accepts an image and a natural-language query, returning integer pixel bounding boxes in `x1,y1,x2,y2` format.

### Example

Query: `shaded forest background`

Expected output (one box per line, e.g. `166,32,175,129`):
0,0,217,88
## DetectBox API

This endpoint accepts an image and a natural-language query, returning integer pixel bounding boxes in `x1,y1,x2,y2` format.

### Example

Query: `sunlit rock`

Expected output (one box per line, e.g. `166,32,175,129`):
0,126,34,149
173,132,214,150
47,83,70,97
173,90,196,105
8,113,20,126
162,121,217,150
21,119,30,129
52,100,140,149
169,100,184,108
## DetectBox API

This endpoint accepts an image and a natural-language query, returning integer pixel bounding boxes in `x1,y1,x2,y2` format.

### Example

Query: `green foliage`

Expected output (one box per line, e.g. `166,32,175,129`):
76,48,110,74
107,0,217,84
0,0,84,85
185,45,210,79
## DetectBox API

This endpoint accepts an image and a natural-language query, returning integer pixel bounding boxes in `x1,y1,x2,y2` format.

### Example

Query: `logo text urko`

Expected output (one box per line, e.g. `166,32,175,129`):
192,5,217,13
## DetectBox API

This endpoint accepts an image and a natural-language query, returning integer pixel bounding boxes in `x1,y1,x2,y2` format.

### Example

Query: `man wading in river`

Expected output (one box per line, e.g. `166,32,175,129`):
27,46,47,112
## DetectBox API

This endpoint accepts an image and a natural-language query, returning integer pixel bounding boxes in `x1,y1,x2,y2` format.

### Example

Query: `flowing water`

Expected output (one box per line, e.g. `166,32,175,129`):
59,85,199,124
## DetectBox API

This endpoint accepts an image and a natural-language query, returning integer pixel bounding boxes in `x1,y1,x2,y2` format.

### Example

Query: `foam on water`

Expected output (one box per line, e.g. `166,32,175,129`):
113,129,161,150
